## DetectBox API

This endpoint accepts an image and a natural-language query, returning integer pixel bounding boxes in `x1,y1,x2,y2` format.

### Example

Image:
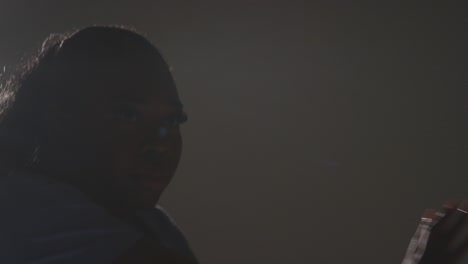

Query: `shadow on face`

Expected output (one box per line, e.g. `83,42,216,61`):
35,27,188,212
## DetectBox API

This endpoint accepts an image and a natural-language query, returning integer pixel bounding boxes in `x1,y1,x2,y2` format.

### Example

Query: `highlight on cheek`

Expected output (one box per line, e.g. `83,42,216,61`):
159,127,168,138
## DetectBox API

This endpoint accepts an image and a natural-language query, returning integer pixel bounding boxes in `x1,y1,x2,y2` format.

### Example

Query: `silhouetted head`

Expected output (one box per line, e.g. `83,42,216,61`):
0,26,188,213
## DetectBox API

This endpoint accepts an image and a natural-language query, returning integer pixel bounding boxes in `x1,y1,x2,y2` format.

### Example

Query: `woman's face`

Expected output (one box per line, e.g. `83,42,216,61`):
38,58,187,211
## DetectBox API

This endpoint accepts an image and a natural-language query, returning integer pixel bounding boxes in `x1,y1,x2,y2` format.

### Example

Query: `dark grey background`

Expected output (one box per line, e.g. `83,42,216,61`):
0,1,466,263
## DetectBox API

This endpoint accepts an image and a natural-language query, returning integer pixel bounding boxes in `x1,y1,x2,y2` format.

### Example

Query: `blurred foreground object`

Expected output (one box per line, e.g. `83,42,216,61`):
402,200,468,264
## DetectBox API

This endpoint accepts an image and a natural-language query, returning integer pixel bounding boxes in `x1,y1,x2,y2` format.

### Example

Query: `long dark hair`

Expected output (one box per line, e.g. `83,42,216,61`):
0,25,169,173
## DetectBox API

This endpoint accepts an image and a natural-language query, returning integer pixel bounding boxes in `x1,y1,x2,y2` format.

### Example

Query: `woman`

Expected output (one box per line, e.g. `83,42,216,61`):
0,26,197,263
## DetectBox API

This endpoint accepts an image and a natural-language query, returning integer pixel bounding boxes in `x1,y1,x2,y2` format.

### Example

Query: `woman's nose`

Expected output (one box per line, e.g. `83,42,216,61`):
141,145,169,161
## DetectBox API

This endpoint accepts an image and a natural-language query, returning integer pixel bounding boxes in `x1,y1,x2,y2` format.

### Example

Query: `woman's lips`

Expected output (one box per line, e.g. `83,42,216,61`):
134,171,171,190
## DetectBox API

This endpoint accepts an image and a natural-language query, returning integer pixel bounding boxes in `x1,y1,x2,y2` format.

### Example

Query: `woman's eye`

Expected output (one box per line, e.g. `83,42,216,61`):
156,113,187,137
113,107,139,122
161,112,188,126
177,113,188,124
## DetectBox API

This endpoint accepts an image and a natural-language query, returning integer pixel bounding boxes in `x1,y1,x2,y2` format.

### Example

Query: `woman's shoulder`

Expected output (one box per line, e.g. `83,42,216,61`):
0,168,144,264
150,205,199,263
0,168,90,206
